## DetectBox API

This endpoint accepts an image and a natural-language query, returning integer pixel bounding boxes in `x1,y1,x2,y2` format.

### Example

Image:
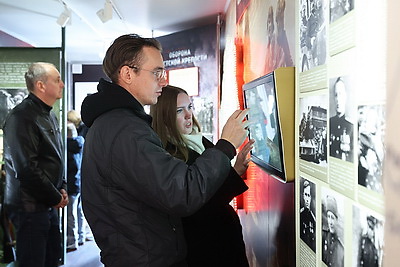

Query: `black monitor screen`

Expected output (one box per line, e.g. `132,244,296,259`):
243,72,284,176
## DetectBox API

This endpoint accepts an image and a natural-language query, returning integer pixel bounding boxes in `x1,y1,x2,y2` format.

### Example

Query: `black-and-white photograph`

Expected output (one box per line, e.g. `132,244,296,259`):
0,88,28,129
321,188,344,267
299,0,328,72
299,177,316,251
357,104,385,194
192,97,214,142
330,0,354,23
352,206,384,267
329,75,355,163
299,94,328,166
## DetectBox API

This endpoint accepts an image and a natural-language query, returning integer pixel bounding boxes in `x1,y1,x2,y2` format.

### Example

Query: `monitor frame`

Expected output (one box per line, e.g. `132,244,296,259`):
243,67,295,182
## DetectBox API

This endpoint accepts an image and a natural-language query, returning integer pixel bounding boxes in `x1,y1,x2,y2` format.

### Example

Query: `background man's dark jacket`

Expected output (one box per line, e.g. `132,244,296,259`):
3,93,66,213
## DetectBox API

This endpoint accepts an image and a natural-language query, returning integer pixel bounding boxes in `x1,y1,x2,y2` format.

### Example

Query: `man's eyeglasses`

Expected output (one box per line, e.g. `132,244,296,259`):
129,66,166,81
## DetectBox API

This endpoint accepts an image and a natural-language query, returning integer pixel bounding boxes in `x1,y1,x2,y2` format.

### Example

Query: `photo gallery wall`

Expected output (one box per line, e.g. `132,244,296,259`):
295,0,386,266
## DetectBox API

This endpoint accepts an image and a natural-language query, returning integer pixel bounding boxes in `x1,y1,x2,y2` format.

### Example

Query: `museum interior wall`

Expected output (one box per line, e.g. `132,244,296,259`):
219,0,388,266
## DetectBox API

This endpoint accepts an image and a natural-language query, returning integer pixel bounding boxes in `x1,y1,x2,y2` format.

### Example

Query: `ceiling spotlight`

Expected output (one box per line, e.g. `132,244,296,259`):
97,0,113,23
57,8,71,27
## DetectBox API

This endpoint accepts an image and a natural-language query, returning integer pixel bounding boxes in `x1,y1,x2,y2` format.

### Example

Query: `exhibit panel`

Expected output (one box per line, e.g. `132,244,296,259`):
157,24,220,143
223,0,387,264
295,0,386,266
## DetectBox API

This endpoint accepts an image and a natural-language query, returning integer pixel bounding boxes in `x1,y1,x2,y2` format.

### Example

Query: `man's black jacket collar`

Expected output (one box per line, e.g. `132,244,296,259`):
81,78,152,127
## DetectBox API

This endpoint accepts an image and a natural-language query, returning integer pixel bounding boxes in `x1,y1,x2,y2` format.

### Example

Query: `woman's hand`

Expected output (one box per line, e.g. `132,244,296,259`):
220,109,249,149
234,139,255,176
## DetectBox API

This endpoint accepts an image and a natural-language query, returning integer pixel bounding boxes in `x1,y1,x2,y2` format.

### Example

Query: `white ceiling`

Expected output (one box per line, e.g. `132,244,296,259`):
0,0,229,63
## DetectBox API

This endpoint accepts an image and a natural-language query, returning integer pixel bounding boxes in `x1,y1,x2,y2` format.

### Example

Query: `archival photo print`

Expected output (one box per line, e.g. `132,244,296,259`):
300,177,316,252
357,104,386,194
0,88,28,129
299,0,328,72
299,94,328,166
264,0,294,74
352,205,384,267
192,97,214,142
330,0,354,23
329,75,355,163
321,188,345,267
236,0,295,81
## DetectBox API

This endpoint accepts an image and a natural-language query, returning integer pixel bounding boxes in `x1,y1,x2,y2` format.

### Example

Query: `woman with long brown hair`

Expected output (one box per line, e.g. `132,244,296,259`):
151,85,253,266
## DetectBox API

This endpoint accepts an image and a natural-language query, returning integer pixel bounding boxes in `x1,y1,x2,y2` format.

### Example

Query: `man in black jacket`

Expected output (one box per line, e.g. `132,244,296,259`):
80,34,249,266
3,62,68,267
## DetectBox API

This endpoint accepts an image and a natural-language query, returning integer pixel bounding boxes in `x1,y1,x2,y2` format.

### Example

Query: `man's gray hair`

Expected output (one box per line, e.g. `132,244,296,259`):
24,62,56,92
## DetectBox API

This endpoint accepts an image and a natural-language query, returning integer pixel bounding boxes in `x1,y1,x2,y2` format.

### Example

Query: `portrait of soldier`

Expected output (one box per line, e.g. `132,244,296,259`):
300,179,316,251
329,76,354,162
357,104,385,193
322,194,344,267
358,216,380,267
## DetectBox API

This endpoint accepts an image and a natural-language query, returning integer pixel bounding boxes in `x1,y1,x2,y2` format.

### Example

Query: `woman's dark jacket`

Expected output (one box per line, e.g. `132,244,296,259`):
66,136,84,195
3,93,66,212
80,78,237,267
177,138,249,267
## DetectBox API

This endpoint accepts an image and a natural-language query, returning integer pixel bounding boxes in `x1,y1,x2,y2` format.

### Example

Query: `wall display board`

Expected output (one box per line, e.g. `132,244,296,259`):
0,47,62,164
295,0,386,266
157,24,219,142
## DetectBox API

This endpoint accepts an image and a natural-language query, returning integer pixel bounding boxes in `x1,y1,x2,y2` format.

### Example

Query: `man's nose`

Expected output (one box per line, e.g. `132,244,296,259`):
159,77,168,87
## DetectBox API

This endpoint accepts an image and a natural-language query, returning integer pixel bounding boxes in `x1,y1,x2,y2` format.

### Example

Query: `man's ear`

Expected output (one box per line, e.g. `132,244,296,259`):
35,80,46,93
119,65,134,84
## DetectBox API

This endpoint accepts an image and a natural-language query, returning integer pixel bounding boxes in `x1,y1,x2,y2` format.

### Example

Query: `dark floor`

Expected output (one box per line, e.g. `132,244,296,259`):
60,240,103,267
1,240,103,267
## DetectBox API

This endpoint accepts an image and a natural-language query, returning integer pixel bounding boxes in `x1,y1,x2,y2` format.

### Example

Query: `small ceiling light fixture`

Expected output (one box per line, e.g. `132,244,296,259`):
97,0,113,23
57,6,71,27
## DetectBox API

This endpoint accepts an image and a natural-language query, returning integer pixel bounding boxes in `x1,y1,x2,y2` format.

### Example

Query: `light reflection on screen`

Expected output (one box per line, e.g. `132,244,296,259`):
244,75,283,172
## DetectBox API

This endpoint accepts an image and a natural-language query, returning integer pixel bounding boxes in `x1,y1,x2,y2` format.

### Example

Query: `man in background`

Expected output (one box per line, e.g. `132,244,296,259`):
67,109,89,138
65,123,85,252
67,110,92,243
3,62,68,267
